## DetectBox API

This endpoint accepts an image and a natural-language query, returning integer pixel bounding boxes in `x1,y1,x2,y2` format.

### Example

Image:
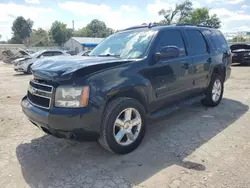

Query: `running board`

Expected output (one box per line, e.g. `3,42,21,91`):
149,95,205,119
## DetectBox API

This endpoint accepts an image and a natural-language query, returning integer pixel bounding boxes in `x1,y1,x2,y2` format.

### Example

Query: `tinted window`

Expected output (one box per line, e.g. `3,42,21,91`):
41,52,53,57
156,30,186,57
90,30,156,59
209,30,228,51
185,30,208,55
53,51,63,56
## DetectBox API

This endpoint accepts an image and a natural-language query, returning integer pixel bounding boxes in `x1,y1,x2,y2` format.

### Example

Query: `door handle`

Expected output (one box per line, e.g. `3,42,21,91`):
182,63,189,69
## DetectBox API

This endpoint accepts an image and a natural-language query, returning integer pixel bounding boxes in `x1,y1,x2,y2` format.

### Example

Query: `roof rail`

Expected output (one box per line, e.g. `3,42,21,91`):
176,23,213,28
121,23,157,31
175,23,196,27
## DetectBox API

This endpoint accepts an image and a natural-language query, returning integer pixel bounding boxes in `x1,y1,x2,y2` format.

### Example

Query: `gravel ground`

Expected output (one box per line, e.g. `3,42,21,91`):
0,62,250,188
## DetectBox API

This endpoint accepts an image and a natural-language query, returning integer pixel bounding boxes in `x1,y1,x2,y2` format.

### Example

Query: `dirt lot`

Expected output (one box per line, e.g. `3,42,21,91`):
0,62,250,188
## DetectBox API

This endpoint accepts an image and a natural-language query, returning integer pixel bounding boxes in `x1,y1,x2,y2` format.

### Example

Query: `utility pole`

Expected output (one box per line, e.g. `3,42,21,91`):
72,20,75,31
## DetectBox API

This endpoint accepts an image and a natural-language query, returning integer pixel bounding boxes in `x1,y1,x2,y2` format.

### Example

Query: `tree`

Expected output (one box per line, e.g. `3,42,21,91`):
73,28,88,37
10,16,33,43
232,36,247,42
0,34,7,44
73,19,114,38
26,28,51,46
183,8,221,28
158,0,193,25
50,21,73,46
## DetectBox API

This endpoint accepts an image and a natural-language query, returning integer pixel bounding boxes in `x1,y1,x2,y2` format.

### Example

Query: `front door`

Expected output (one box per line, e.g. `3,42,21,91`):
149,29,194,112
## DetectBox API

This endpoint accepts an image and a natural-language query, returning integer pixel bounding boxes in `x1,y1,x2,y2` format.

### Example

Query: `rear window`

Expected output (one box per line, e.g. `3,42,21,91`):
185,30,208,55
208,30,228,51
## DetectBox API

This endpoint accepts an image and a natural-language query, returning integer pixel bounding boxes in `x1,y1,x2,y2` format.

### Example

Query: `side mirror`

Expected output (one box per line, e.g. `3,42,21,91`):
155,46,180,61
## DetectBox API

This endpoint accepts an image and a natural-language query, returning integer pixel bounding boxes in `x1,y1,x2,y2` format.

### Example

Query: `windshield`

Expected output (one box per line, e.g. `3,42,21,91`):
89,30,156,59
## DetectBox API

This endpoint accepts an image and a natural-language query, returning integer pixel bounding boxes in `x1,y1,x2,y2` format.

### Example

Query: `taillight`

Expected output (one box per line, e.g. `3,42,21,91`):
229,53,232,67
228,50,232,67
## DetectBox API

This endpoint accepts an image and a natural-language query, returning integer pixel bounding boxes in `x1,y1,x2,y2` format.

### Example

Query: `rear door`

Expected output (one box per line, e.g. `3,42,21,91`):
150,29,194,111
183,29,211,94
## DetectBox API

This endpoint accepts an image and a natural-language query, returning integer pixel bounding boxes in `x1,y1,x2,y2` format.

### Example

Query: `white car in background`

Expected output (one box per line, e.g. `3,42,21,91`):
13,50,70,74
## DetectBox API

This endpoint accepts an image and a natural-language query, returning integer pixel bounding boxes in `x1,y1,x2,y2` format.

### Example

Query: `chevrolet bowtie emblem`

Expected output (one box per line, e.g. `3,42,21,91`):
29,86,37,95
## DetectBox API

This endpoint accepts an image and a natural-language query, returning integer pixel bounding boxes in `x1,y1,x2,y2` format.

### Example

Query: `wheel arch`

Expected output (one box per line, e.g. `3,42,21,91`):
105,86,149,114
212,64,226,81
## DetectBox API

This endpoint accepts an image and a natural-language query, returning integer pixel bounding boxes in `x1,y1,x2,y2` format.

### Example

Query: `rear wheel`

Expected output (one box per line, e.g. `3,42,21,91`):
99,97,146,154
202,74,224,107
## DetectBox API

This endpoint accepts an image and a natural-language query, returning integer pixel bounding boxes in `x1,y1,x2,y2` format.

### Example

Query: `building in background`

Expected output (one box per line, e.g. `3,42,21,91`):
64,37,104,55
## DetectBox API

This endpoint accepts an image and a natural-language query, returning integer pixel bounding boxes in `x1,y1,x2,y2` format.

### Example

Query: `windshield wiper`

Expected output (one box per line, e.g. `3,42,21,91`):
98,54,120,57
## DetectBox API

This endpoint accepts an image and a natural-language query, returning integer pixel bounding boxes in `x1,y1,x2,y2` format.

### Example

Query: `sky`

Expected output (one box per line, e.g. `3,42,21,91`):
0,0,250,41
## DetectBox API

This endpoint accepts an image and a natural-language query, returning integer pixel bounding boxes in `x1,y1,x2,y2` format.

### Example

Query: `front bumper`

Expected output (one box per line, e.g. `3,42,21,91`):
13,64,26,72
21,96,101,141
14,68,25,72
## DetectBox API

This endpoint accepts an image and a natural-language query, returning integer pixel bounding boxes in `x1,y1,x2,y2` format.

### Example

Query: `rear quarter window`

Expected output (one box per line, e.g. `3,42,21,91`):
208,30,228,51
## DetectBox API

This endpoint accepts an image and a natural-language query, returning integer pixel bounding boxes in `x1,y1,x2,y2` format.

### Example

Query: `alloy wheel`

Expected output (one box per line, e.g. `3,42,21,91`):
113,108,142,146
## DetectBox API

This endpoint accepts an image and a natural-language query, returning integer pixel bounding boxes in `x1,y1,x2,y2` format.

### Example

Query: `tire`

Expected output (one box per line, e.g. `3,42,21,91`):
27,64,32,74
98,97,146,154
202,74,224,107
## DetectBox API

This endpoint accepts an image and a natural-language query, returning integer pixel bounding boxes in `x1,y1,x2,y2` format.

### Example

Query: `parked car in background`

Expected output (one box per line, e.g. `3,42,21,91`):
77,50,91,56
21,24,231,154
26,49,36,54
2,48,31,64
231,44,250,66
13,50,70,74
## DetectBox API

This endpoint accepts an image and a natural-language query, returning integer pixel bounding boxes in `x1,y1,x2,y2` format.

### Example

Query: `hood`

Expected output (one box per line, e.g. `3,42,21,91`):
31,56,134,81
14,57,32,64
230,44,250,52
14,57,26,63
18,48,30,56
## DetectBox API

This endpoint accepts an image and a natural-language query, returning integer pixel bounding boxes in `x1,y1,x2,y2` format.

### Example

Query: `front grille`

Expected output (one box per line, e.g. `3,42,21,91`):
27,80,53,109
30,81,52,92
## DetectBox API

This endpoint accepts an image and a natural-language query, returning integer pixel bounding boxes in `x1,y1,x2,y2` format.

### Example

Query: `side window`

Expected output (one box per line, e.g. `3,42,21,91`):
185,30,208,55
53,51,63,56
156,30,186,57
41,52,53,57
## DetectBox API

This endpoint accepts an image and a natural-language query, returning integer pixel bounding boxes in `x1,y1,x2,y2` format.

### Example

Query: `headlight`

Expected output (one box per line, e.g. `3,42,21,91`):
55,86,89,108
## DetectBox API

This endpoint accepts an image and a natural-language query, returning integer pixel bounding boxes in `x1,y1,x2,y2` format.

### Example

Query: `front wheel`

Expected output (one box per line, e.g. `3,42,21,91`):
202,74,224,107
99,97,146,154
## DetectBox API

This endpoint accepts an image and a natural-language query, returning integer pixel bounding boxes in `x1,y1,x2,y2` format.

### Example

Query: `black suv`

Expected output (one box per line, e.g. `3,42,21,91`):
22,24,231,154
231,43,250,66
